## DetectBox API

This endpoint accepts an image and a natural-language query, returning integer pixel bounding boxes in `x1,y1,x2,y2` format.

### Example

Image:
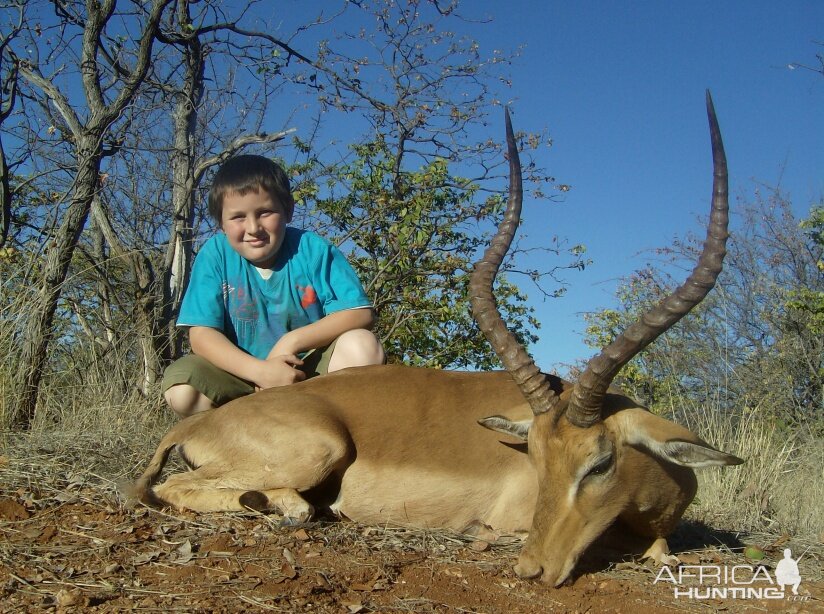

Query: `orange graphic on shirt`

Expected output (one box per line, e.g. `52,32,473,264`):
298,285,318,309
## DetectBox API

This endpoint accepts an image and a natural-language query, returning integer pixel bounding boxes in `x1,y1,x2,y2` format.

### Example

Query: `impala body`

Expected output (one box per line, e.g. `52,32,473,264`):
137,368,537,530
132,93,743,586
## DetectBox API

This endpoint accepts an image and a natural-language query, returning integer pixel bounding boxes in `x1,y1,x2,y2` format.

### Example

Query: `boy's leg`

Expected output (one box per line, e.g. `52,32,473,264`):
326,329,385,373
163,331,384,417
162,355,255,417
164,384,214,417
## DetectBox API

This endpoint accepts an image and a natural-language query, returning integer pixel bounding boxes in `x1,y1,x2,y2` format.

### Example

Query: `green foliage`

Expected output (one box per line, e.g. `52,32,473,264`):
583,269,702,410
312,137,539,369
786,205,824,336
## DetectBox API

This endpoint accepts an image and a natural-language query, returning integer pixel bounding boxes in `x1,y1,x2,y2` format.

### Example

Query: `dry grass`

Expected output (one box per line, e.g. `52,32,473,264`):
1,392,822,613
679,401,824,541
2,375,822,543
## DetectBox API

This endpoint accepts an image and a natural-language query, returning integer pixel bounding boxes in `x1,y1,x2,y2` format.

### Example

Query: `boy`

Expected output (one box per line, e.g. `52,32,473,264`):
162,155,385,417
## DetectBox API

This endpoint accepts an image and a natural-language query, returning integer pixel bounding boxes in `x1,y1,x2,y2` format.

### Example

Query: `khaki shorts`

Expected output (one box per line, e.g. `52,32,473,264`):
161,343,336,407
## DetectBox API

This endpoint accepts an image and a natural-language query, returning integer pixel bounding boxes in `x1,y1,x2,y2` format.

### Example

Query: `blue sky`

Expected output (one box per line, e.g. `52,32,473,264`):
229,1,824,373
454,1,824,372
71,0,820,375
269,1,822,373
12,1,822,374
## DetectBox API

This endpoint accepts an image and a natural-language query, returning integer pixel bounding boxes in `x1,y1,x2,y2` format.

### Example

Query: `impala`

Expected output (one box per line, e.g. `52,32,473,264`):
131,92,742,586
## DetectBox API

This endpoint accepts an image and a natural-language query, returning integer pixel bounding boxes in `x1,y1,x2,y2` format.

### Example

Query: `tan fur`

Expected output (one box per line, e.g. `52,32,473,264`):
131,365,740,587
134,366,539,531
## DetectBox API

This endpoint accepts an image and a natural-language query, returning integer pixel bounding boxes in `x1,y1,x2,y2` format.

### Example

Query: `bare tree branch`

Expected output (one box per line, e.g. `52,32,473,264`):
193,129,295,181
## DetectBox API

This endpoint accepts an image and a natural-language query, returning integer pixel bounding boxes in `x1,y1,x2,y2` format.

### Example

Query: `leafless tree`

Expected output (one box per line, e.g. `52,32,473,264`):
11,0,174,427
0,1,24,248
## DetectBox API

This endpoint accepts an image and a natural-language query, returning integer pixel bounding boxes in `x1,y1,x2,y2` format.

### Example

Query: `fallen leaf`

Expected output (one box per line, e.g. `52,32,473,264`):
245,563,267,579
38,526,58,543
743,545,765,560
292,528,310,541
132,550,163,566
350,580,374,592
256,580,287,594
766,533,791,551
55,588,86,608
0,498,31,521
173,540,194,564
52,564,76,578
280,562,297,580
679,553,701,565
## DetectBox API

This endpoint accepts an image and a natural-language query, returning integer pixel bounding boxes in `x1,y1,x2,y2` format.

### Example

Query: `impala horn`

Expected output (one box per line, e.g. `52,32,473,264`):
566,91,729,428
469,108,558,416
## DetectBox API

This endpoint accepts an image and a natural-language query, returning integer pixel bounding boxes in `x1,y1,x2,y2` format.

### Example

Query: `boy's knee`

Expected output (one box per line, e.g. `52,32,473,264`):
164,384,214,418
328,329,385,372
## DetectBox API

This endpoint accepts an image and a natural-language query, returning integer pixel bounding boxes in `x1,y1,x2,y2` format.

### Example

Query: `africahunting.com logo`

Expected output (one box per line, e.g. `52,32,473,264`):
654,548,809,601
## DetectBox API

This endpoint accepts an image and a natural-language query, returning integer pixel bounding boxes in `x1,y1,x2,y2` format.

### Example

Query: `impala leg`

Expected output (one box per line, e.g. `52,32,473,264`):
153,472,318,519
153,473,315,519
151,424,353,515
152,469,266,512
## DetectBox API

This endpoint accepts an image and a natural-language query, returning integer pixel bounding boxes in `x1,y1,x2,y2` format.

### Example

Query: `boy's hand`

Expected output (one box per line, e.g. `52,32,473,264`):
254,354,306,390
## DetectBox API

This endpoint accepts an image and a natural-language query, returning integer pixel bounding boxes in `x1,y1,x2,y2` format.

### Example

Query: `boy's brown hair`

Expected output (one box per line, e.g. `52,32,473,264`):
208,155,295,222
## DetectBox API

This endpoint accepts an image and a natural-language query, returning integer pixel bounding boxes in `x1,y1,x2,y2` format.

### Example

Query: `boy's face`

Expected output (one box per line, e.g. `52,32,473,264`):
220,187,293,268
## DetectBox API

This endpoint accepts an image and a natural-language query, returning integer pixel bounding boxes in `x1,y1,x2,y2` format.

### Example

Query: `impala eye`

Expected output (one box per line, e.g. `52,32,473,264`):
586,455,613,478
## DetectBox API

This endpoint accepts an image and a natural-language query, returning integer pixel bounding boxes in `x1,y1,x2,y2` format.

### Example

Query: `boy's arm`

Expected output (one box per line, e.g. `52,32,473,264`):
189,326,306,389
267,307,375,358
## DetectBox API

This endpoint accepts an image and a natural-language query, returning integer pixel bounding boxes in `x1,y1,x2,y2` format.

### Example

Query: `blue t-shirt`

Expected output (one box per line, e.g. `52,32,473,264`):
178,227,371,360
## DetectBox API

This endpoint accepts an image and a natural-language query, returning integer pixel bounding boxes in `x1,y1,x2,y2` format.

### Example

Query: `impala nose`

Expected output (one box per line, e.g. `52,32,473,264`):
514,557,542,580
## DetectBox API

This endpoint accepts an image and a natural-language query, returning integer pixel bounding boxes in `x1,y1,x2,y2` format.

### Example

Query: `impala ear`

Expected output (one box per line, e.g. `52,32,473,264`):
616,409,745,468
478,415,532,441
642,439,745,468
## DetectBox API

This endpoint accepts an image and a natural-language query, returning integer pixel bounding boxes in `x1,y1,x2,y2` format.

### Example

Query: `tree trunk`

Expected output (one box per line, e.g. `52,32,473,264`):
12,150,100,427
161,97,199,360
0,138,10,248
160,1,204,360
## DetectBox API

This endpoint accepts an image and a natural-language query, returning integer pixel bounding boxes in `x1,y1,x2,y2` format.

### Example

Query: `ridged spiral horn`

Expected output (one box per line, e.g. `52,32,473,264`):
469,108,558,416
566,91,729,428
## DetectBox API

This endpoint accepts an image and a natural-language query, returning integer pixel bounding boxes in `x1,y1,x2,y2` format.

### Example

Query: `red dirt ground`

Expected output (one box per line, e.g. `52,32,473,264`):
1,481,821,613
